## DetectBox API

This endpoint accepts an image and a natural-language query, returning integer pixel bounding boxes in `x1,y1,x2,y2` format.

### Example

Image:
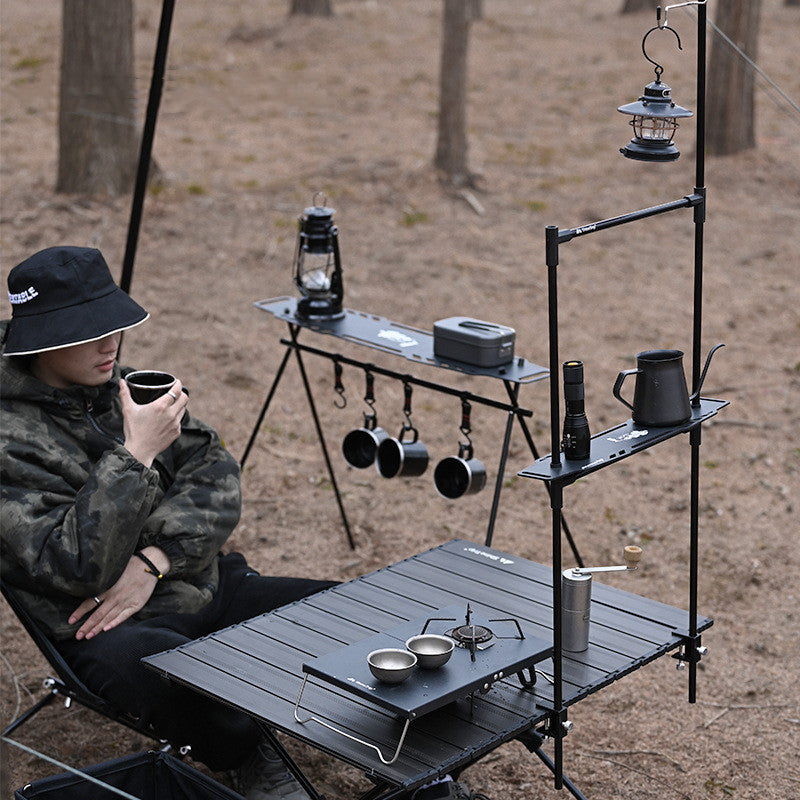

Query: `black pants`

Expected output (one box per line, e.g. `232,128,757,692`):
56,552,336,771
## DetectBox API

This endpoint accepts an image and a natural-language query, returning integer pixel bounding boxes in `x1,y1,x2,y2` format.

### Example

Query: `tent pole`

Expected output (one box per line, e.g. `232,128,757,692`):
119,0,176,297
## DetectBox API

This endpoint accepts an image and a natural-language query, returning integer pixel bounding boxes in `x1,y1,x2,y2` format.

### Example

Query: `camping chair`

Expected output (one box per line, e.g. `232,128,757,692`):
1,578,184,753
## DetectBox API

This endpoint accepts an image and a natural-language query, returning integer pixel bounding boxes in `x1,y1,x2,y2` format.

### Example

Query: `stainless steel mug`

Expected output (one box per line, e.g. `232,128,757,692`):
376,425,429,479
433,443,487,499
342,414,388,469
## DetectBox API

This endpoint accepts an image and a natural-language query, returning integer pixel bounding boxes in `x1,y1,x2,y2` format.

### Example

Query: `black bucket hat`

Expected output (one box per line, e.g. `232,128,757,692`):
4,246,149,356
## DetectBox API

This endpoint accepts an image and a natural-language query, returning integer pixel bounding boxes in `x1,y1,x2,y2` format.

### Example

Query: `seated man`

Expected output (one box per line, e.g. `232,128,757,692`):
1,246,336,800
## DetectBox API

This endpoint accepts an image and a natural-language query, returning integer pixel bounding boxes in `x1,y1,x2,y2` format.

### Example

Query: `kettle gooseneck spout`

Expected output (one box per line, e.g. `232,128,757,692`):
690,343,725,405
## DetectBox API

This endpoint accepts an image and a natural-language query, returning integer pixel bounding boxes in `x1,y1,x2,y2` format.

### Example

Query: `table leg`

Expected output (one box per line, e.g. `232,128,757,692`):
293,675,412,766
258,723,326,800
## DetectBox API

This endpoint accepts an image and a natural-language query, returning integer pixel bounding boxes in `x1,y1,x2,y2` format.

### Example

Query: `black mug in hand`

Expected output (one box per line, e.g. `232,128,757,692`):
125,370,178,405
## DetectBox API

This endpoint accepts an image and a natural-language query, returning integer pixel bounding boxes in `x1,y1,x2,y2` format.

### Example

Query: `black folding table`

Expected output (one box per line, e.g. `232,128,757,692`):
143,539,711,799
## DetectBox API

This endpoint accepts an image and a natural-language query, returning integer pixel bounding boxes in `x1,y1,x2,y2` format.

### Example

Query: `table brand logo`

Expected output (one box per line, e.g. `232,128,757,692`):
347,677,376,691
606,429,649,443
377,329,418,348
464,546,514,566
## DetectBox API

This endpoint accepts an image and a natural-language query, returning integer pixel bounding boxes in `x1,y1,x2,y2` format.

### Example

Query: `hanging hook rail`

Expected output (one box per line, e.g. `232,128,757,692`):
279,337,534,417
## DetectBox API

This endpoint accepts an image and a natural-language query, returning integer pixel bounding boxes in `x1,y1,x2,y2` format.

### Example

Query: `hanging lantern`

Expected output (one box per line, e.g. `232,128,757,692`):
618,9,693,162
618,79,693,161
293,195,345,319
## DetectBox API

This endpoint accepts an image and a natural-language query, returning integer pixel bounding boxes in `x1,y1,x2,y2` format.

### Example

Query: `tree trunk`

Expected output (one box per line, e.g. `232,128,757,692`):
57,0,137,195
290,0,333,16
468,0,483,20
621,0,657,12
435,0,472,186
706,0,761,155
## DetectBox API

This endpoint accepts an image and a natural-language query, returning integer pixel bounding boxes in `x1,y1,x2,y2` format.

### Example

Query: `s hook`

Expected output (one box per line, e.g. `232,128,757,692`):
641,13,683,82
333,360,347,409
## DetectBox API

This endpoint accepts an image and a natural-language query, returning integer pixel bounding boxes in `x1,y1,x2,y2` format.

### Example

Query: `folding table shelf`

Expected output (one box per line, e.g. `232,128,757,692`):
254,297,548,383
244,296,586,562
518,397,729,484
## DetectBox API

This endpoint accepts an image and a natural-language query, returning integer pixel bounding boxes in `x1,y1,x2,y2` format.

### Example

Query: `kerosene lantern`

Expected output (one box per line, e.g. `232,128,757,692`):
293,194,345,319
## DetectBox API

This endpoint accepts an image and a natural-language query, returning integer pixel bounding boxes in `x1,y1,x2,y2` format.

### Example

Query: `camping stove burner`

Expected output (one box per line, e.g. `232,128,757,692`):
448,624,495,649
419,603,526,662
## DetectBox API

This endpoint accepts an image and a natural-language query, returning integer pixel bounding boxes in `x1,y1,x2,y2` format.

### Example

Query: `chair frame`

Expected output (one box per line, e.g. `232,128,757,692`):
1,578,182,752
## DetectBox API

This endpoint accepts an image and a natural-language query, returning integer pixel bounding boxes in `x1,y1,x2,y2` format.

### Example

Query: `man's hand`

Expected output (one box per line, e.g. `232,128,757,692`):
120,377,188,467
69,547,170,640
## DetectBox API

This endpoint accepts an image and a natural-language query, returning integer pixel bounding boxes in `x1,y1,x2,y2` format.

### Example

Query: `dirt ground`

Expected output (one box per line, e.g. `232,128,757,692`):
1,1,799,797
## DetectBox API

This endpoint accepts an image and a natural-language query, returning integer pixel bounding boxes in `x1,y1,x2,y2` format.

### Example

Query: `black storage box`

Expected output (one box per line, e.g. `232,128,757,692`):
15,750,245,800
433,317,516,367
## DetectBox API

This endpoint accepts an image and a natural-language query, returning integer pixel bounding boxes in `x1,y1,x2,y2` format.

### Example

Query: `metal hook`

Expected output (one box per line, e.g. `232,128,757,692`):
363,368,376,409
459,396,473,440
402,380,414,426
659,0,707,30
641,11,683,81
333,360,347,409
456,396,474,459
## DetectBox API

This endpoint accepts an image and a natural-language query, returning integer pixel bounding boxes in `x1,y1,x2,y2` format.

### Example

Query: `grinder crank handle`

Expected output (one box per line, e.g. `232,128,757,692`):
573,545,643,575
623,544,643,569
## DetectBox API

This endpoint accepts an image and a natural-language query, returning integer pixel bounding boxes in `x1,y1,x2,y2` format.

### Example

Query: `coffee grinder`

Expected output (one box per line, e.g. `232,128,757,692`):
562,545,643,652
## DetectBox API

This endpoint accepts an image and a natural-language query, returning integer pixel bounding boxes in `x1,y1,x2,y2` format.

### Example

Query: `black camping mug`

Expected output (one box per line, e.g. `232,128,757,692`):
433,443,487,499
376,424,429,479
613,349,691,427
342,414,389,469
125,370,177,405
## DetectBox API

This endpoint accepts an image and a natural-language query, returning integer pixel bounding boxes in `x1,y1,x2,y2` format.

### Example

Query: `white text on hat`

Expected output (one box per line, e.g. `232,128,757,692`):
8,286,39,305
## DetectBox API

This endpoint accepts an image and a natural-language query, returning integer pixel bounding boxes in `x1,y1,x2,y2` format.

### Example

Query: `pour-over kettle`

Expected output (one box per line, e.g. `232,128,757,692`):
613,343,724,427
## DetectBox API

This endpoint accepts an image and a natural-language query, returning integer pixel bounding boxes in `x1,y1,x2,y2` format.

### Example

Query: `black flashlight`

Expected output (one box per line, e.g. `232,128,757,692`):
562,360,591,460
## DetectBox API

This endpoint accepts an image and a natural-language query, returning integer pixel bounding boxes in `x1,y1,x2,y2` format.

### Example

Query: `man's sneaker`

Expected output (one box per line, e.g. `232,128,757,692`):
236,741,309,800
413,777,491,800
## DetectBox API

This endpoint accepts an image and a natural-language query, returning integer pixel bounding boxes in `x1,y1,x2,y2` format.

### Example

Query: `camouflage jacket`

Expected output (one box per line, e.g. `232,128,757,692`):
0,323,242,640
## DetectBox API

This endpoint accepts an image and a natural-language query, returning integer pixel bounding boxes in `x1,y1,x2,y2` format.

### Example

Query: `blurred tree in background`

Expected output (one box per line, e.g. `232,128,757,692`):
621,0,657,12
290,0,333,16
707,0,762,154
57,0,137,195
435,0,473,186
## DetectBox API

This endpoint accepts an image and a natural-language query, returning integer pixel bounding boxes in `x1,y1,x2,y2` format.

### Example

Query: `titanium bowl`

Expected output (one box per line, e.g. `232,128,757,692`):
405,634,455,669
367,648,417,684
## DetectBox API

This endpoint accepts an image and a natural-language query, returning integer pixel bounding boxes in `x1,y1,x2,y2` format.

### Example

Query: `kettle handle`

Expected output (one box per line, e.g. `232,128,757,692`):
613,368,640,411
690,343,725,405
